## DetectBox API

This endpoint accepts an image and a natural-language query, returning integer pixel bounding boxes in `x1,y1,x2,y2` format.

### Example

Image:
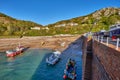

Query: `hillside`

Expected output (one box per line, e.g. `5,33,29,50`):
0,7,120,36
0,13,43,36
46,7,120,34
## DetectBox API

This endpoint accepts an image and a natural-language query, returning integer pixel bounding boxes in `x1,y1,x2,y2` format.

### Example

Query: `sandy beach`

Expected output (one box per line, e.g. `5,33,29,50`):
0,35,81,52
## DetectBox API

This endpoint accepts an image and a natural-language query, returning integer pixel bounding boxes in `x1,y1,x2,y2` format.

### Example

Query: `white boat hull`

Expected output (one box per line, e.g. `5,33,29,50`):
46,51,61,65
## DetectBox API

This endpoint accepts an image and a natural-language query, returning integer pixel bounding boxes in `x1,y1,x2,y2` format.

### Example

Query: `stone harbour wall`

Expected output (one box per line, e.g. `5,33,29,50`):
92,40,120,80
82,36,120,80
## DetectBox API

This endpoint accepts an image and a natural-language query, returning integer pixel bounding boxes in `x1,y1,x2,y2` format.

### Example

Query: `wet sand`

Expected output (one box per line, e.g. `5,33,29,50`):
0,35,81,52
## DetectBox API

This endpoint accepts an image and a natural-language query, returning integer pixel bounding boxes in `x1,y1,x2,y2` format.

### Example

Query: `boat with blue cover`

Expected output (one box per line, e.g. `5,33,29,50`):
63,58,77,80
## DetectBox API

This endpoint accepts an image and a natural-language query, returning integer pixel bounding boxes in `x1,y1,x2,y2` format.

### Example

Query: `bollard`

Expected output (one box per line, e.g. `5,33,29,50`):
116,38,120,50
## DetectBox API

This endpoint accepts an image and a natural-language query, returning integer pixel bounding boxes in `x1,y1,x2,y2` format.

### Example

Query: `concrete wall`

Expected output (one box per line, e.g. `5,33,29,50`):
82,36,87,80
82,37,92,80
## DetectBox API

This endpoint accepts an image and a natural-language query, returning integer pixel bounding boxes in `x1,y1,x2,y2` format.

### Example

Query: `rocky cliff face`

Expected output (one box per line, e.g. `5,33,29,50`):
92,7,120,19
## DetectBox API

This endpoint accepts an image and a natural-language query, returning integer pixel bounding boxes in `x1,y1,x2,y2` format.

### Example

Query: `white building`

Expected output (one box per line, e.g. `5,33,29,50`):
31,27,41,30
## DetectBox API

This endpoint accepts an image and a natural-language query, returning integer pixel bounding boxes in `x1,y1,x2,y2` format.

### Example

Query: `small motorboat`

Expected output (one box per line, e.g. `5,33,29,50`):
6,45,24,57
46,51,61,65
63,59,77,80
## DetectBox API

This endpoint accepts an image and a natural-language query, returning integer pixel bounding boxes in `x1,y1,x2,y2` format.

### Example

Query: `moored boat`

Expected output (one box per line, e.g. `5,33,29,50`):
63,58,77,80
6,45,24,57
46,51,61,65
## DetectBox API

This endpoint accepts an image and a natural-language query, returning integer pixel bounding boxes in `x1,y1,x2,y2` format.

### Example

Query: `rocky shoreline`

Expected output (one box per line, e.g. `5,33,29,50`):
0,35,81,52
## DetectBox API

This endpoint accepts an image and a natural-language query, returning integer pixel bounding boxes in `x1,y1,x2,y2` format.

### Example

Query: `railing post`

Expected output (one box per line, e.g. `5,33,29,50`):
95,36,97,40
94,36,96,40
93,36,94,39
116,38,119,50
98,36,99,42
106,37,109,46
101,36,103,43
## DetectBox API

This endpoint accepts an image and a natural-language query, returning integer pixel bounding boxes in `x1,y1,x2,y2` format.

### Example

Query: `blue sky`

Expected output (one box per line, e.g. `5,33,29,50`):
0,0,120,25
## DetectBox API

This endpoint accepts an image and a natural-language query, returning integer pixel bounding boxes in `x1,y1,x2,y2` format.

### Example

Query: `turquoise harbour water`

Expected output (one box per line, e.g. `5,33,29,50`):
0,49,82,80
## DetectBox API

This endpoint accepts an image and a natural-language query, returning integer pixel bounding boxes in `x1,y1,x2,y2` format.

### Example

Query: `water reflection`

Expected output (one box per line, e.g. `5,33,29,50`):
7,57,15,62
